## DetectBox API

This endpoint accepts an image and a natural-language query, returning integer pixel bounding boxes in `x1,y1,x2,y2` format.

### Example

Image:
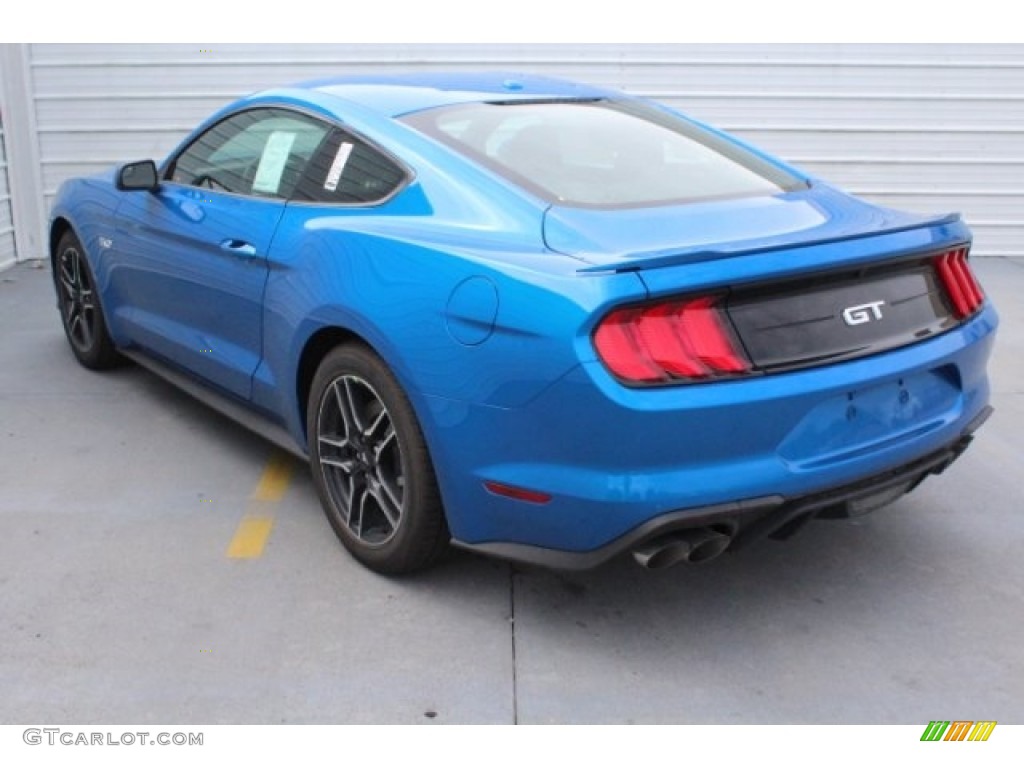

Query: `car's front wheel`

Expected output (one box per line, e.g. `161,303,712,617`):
54,230,119,369
308,345,449,574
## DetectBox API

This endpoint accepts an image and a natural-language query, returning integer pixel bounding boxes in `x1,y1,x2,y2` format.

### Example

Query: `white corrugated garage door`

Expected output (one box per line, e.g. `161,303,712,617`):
0,116,15,270
24,43,1024,258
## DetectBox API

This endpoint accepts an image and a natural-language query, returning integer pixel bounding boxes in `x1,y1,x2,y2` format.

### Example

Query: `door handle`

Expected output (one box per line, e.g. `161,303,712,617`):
219,239,257,258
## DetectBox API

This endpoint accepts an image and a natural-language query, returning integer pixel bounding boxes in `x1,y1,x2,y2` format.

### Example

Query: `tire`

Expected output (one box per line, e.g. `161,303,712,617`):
307,344,450,574
54,230,120,370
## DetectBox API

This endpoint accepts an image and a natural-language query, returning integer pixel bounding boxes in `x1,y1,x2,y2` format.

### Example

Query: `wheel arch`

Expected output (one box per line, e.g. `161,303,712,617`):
292,321,445,475
295,325,374,445
49,216,74,268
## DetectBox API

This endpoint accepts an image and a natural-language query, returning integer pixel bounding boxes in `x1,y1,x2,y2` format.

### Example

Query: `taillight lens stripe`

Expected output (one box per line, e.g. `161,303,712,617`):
935,247,985,319
678,297,750,373
956,249,985,308
594,295,751,384
938,252,972,317
593,309,666,382
636,304,709,377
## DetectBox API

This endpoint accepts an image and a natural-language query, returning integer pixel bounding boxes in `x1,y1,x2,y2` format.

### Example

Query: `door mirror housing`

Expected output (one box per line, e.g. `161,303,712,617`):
116,160,159,191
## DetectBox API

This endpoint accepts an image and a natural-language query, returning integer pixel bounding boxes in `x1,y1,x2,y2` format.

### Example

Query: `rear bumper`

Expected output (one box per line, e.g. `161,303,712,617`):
454,408,990,570
424,303,997,563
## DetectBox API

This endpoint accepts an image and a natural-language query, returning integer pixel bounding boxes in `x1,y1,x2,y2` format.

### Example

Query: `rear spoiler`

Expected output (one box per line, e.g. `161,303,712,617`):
574,211,963,275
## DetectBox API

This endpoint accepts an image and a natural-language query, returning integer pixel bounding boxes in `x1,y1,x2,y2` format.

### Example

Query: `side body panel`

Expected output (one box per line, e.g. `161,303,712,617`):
101,184,284,400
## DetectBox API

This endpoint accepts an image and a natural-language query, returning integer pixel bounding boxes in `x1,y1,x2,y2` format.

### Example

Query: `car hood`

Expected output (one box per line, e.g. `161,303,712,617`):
542,183,962,273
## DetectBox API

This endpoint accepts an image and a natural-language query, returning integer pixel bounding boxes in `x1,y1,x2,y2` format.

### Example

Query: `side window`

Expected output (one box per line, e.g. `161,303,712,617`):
168,109,329,199
292,129,407,205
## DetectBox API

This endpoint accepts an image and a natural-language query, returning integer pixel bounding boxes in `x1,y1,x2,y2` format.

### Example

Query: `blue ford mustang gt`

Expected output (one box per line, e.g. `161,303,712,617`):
49,73,997,574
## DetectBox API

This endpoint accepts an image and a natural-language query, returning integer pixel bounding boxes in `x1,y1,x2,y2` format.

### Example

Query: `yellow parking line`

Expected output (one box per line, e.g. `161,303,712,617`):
225,514,275,558
226,453,295,559
252,453,294,502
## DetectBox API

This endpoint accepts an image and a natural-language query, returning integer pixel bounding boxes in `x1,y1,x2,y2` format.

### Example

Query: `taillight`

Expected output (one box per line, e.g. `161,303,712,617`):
934,247,985,319
593,295,751,384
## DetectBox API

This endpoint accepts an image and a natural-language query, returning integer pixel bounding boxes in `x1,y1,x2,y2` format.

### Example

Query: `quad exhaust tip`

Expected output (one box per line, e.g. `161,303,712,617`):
633,528,732,569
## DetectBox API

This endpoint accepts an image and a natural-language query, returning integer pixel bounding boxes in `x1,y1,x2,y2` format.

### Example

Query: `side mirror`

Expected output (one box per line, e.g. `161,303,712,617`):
116,160,159,191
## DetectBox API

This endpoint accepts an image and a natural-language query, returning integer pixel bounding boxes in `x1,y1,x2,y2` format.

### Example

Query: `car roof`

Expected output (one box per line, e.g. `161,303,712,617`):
287,72,620,118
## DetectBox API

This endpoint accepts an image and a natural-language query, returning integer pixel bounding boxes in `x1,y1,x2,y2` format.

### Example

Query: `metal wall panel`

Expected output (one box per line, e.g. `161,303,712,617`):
0,120,15,270
27,43,1024,257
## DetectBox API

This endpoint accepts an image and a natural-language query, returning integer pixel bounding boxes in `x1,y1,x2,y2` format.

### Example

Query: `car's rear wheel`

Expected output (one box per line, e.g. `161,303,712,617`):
308,345,449,574
54,230,119,370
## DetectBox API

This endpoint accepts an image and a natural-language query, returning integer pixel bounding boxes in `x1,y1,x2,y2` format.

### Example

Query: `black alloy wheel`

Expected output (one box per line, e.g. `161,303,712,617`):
54,231,119,369
308,345,449,574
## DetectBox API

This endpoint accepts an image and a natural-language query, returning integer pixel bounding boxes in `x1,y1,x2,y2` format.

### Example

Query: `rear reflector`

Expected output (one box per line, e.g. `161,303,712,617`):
484,481,552,505
934,247,985,319
594,295,751,384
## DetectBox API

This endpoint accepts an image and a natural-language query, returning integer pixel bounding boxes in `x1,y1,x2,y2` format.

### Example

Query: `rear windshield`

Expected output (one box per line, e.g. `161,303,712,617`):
402,99,806,209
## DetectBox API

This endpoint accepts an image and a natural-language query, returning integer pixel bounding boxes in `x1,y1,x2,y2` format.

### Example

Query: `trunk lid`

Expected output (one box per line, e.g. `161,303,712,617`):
543,183,961,273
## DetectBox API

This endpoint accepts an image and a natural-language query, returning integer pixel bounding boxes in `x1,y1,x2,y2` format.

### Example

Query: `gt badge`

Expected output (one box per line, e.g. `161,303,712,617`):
842,300,886,326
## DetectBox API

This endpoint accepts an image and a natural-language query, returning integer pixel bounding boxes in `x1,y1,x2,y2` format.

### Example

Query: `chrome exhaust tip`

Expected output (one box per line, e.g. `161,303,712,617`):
632,528,731,569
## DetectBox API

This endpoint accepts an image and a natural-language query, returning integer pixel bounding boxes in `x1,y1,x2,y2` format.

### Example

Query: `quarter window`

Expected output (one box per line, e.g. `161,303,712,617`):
168,108,330,199
292,129,407,205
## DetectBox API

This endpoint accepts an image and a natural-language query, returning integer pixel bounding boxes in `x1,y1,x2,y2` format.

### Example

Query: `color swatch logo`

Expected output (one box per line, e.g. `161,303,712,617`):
920,721,996,742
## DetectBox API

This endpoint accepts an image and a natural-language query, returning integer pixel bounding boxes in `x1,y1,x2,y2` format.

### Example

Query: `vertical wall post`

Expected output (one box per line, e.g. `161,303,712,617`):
0,43,46,263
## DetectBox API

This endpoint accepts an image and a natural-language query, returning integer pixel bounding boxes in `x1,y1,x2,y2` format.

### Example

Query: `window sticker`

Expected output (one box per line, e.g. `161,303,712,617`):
252,131,298,195
324,142,355,192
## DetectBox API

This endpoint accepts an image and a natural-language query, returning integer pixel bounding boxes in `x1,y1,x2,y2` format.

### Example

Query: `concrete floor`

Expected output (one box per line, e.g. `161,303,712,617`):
1,257,1021,724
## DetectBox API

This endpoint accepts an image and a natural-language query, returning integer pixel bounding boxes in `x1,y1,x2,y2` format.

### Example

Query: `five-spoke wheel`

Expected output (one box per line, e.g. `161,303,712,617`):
317,374,405,546
308,345,449,573
54,230,119,369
